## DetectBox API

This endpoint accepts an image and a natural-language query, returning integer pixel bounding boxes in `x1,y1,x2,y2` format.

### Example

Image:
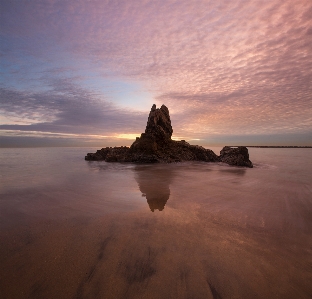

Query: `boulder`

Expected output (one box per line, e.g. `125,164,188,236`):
220,146,253,168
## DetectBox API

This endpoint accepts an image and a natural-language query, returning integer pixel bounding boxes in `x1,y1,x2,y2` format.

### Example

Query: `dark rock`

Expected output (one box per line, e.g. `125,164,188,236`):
145,104,173,141
85,104,253,167
220,146,253,168
85,146,130,161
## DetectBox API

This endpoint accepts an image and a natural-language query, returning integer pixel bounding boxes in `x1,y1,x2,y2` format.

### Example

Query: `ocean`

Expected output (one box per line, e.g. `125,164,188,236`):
0,147,311,298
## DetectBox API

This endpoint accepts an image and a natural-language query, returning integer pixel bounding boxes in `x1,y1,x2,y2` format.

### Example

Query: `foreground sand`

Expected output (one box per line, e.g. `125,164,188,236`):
1,196,312,299
1,148,312,298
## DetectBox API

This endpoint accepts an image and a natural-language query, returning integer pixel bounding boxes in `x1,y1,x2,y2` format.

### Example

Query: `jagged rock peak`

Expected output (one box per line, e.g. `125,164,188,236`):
145,104,173,140
85,105,253,167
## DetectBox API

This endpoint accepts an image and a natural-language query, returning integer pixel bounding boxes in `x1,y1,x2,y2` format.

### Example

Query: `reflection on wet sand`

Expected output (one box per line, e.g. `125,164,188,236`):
218,167,246,176
1,156,312,299
134,165,175,212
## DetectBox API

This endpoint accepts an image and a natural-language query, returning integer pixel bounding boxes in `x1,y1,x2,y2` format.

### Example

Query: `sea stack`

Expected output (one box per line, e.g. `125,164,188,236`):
85,104,253,167
145,104,173,140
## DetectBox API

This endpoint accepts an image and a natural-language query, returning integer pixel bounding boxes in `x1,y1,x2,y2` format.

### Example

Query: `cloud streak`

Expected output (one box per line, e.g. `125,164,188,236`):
0,83,146,136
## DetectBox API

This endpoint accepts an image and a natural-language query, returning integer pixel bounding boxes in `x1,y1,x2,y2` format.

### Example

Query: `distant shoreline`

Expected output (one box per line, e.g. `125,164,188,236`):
231,146,312,148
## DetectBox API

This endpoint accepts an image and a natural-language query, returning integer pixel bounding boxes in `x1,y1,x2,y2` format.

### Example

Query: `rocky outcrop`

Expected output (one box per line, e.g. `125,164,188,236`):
220,146,253,168
85,146,130,162
85,139,219,163
85,104,253,167
145,104,172,140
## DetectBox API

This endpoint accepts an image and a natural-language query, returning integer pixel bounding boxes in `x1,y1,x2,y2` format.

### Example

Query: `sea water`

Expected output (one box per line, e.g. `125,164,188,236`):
0,147,311,298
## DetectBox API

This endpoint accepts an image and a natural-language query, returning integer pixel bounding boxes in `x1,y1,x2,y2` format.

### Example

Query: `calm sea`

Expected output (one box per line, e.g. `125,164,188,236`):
0,147,311,298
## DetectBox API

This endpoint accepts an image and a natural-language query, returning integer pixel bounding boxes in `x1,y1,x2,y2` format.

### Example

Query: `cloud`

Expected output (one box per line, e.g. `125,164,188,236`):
1,0,312,145
0,82,147,136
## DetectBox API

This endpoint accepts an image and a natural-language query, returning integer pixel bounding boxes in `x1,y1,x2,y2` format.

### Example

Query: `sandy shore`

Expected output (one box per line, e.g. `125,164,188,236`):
1,202,312,299
1,149,312,298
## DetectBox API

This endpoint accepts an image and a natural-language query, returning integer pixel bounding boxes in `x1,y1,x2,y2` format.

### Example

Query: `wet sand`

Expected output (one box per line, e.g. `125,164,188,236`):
1,206,311,298
1,148,312,298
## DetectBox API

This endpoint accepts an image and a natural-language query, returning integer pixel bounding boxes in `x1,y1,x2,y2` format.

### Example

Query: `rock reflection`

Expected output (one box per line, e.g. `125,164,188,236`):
134,165,175,212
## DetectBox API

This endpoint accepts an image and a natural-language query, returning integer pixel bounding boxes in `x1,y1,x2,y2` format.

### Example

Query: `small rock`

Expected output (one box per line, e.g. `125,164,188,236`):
219,146,253,168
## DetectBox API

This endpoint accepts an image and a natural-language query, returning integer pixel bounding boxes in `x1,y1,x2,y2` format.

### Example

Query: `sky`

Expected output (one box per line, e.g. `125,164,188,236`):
1,0,312,147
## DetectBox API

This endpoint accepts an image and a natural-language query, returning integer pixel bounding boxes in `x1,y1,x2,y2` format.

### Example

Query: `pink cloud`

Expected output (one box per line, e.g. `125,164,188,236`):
1,0,311,143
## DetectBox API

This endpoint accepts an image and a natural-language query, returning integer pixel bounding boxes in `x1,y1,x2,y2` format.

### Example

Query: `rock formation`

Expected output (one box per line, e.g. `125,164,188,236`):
85,104,253,167
145,104,172,140
220,146,253,168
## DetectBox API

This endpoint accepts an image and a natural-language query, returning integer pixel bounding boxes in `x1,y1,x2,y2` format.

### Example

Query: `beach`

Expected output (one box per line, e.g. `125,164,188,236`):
0,147,312,298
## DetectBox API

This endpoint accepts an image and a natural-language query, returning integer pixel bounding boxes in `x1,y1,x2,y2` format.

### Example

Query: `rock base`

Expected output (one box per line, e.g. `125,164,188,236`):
85,139,219,163
85,143,253,168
